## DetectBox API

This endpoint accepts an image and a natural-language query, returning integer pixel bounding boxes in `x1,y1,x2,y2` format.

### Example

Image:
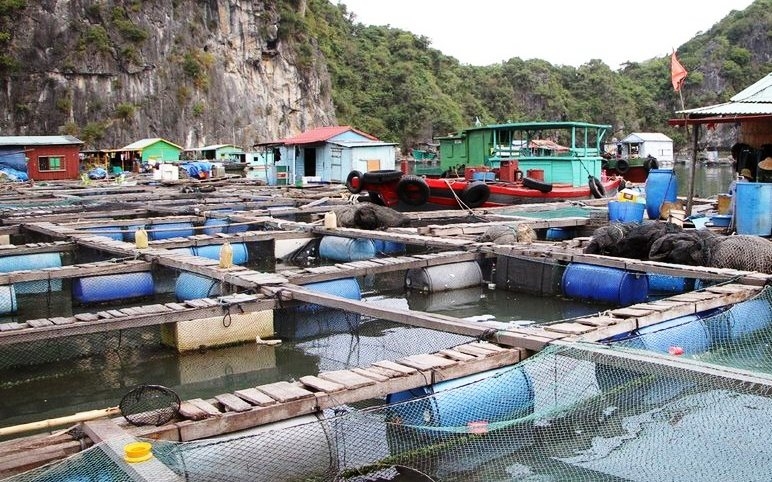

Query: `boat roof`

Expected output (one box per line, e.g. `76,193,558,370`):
437,121,612,139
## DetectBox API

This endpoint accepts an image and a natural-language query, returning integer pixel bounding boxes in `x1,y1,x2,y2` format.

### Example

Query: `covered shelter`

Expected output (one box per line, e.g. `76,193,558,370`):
669,72,772,214
117,138,183,172
0,135,83,181
273,126,397,184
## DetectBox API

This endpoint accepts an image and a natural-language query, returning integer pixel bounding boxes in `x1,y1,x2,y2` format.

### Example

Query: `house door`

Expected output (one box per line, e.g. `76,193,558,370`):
303,148,316,177
330,147,342,182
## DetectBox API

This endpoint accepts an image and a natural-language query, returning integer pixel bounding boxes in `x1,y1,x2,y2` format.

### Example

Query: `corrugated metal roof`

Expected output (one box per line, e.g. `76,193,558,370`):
279,126,378,145
0,135,82,146
620,132,673,143
121,138,183,150
330,141,397,148
678,72,772,116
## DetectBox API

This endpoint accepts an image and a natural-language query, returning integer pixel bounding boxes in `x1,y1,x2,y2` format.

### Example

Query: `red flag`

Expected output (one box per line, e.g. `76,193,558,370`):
671,50,687,92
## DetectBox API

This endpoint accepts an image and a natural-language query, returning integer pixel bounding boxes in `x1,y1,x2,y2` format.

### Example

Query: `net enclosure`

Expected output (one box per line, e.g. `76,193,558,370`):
8,287,772,482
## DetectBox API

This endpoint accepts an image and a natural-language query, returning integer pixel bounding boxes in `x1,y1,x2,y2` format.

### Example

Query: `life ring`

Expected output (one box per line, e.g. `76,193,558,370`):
588,175,605,199
361,169,403,184
616,159,630,174
460,181,490,208
345,170,363,193
396,175,430,206
522,176,553,193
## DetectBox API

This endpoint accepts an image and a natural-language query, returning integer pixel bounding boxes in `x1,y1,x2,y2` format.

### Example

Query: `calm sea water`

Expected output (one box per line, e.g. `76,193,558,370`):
0,165,734,433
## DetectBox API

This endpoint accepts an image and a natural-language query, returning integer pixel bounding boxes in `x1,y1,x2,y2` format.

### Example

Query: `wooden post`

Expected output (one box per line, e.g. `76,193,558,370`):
686,122,700,216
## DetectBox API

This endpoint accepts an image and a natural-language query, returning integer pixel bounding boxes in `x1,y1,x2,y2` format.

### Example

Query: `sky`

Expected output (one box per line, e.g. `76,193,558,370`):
334,0,756,69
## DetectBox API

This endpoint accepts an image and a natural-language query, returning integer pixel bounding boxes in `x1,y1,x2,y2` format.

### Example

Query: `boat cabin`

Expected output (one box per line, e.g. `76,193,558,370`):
437,121,611,187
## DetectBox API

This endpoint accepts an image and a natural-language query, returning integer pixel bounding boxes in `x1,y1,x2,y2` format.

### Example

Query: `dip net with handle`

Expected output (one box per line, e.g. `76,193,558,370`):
8,287,772,482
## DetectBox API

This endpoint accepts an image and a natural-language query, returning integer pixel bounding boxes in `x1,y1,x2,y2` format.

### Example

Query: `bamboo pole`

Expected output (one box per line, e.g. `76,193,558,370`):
0,407,120,437
686,123,701,216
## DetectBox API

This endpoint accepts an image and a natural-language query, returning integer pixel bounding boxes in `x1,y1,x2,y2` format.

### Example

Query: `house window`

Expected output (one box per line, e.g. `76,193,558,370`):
38,156,64,171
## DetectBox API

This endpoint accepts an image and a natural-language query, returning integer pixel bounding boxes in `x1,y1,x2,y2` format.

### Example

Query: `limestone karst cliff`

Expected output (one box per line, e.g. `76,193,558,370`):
0,0,335,149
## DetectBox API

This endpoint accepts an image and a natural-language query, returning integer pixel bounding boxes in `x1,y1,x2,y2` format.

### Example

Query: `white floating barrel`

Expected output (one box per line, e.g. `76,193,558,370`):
72,272,154,304
405,261,483,292
161,310,274,352
0,253,63,294
319,236,376,262
175,272,221,301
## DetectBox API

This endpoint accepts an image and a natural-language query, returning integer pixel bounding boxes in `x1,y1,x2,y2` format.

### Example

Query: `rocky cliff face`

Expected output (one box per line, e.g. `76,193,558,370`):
0,0,335,149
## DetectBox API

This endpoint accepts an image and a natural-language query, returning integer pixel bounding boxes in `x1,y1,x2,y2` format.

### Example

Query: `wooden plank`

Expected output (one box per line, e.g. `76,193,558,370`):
0,322,26,331
187,398,222,417
299,375,345,393
178,401,212,421
233,388,276,407
438,349,476,361
371,360,418,375
318,370,376,390
26,319,54,328
543,322,597,335
398,353,457,371
49,317,75,325
350,367,390,383
574,316,618,327
73,313,99,322
256,381,314,403
473,341,508,352
214,393,253,413
454,344,495,357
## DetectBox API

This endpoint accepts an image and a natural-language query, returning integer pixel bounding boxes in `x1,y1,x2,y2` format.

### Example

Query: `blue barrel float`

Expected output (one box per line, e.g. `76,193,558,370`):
195,243,249,265
607,201,645,223
73,272,154,304
175,272,220,301
374,239,406,254
545,227,574,241
562,263,648,305
85,226,124,241
706,298,772,344
734,182,772,235
149,222,196,241
296,278,361,312
647,273,690,297
0,253,63,294
386,366,534,429
276,278,363,339
644,169,678,220
319,236,376,262
621,314,710,355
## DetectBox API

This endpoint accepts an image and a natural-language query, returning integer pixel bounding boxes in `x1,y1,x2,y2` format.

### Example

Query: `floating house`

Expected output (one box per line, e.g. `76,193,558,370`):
0,135,83,181
183,144,245,162
273,126,397,184
612,133,674,163
119,138,183,171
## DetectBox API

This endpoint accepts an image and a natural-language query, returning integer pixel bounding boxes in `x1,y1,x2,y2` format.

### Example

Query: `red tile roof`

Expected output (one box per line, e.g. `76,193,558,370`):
279,126,378,145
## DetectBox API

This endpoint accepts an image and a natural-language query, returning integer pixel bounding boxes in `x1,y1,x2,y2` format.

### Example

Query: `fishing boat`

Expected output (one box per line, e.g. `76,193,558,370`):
346,121,623,209
602,132,673,183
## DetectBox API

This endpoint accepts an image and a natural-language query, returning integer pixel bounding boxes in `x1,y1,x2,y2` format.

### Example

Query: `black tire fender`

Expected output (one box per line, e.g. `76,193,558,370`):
361,169,403,185
616,159,630,174
522,176,553,193
588,175,605,199
644,156,659,172
460,181,490,208
345,170,363,193
396,175,430,206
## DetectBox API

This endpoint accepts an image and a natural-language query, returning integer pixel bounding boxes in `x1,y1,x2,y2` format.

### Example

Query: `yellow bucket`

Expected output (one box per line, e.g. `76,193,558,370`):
717,194,731,215
124,441,153,463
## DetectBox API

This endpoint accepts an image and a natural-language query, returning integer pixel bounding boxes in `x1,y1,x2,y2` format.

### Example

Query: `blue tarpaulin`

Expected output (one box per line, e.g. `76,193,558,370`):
179,162,213,179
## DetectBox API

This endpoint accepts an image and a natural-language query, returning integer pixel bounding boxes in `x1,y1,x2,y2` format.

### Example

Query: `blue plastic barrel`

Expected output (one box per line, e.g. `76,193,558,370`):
73,272,154,303
562,263,648,305
195,243,249,265
647,273,688,296
167,247,195,256
319,236,376,262
623,315,710,355
202,218,228,235
734,182,772,235
644,169,678,219
175,272,220,301
386,366,534,428
297,278,361,312
374,239,406,254
545,227,574,241
0,285,16,314
149,222,195,240
85,226,124,241
607,201,645,223
707,299,772,344
0,253,63,294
